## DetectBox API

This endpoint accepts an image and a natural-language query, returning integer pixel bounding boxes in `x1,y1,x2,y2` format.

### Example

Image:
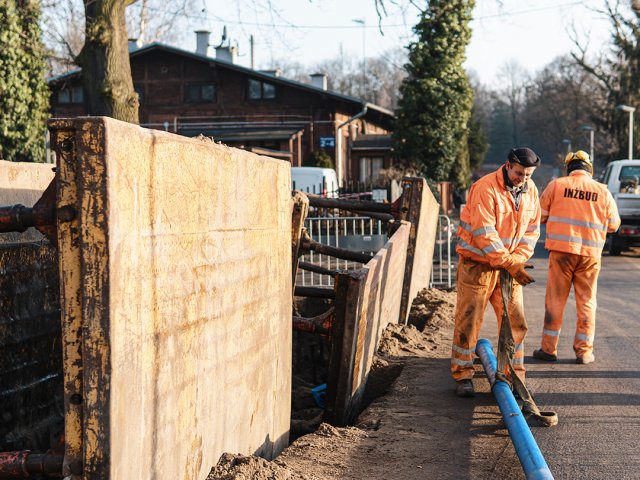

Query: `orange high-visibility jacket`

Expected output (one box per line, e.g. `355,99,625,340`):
541,170,621,257
456,166,541,269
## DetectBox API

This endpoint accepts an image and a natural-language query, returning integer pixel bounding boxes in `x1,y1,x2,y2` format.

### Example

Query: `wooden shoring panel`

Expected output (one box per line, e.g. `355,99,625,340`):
49,116,293,480
291,191,310,292
324,223,410,426
398,177,440,324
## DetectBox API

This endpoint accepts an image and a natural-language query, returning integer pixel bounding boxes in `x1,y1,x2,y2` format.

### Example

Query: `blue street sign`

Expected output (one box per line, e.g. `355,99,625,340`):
319,136,336,148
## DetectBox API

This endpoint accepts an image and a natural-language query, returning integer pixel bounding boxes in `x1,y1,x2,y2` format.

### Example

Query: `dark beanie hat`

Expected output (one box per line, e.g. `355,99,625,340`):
507,147,540,167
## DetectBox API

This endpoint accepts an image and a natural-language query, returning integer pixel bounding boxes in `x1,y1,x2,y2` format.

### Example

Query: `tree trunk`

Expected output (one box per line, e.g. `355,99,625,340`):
76,0,139,124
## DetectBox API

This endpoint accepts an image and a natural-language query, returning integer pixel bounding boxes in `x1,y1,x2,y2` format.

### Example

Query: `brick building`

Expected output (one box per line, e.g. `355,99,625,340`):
48,33,395,185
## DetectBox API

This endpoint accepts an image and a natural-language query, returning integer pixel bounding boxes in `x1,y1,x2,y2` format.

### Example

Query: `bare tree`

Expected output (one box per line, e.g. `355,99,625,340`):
42,0,199,75
126,0,199,44
571,0,640,160
496,60,530,146
523,55,613,167
270,48,407,110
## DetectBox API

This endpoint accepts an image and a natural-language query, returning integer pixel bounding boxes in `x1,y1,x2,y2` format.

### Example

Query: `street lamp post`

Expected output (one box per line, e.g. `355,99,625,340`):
616,104,636,160
581,125,595,164
352,18,366,98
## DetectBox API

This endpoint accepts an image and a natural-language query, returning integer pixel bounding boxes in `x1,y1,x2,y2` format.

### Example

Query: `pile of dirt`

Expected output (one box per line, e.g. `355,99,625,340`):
208,425,366,480
377,323,434,357
408,287,457,332
206,452,303,480
377,288,457,358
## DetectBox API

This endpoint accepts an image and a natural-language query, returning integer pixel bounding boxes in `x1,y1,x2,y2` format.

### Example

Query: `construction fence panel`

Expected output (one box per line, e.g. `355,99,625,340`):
298,216,387,287
430,215,454,288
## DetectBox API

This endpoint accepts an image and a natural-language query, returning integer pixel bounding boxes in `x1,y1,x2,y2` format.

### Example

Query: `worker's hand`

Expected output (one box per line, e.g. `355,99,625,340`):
507,262,535,285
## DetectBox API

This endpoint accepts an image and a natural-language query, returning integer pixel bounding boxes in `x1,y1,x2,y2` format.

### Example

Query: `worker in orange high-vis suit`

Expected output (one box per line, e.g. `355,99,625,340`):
452,147,541,397
533,151,620,365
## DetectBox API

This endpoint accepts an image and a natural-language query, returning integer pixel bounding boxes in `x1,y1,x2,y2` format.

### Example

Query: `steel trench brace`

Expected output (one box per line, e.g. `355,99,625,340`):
475,269,557,480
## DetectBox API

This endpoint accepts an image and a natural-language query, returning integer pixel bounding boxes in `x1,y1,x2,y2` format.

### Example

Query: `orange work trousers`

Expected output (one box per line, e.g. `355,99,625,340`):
451,258,528,382
540,251,601,358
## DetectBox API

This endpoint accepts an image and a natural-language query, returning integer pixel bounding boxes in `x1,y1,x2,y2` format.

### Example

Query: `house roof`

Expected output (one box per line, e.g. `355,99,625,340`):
47,42,395,123
178,126,304,142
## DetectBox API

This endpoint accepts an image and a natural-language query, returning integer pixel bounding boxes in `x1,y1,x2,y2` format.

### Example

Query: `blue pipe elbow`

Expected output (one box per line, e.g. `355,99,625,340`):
476,339,554,480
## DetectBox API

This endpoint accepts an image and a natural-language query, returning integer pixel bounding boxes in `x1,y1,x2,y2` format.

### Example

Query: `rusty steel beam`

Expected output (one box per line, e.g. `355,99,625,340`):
364,211,394,222
300,231,374,264
0,451,64,478
293,317,330,334
294,286,335,299
298,261,339,277
293,307,334,335
306,195,394,214
0,204,34,233
0,179,58,245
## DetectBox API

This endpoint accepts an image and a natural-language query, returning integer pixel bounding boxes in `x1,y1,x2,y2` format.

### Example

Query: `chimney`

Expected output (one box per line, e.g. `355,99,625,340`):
215,45,238,64
195,30,211,56
128,38,140,52
310,73,328,91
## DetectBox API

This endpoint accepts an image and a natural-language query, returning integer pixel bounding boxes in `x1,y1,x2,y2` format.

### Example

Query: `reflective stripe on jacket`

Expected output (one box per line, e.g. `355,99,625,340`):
541,170,621,257
456,166,541,269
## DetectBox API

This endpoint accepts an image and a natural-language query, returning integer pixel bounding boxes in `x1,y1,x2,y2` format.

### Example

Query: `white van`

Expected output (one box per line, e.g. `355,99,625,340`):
291,167,339,198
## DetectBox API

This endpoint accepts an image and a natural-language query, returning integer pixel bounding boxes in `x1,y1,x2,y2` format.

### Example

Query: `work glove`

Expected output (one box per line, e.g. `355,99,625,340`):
506,262,535,286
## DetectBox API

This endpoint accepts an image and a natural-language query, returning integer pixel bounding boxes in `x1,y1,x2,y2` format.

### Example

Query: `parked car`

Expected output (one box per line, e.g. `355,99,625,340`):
601,159,640,255
291,167,339,198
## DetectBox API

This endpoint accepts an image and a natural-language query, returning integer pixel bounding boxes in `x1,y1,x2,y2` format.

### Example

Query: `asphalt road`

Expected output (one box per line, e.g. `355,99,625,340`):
480,235,640,479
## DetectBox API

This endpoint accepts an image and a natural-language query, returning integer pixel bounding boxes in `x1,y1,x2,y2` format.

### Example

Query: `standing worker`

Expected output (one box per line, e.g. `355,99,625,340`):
452,148,541,397
533,151,620,364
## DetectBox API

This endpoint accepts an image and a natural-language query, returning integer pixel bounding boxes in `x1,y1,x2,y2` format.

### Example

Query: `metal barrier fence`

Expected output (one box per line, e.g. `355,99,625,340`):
298,216,386,286
430,215,454,288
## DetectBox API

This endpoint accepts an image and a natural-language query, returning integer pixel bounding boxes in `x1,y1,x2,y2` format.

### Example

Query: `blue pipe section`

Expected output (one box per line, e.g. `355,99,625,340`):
476,339,554,480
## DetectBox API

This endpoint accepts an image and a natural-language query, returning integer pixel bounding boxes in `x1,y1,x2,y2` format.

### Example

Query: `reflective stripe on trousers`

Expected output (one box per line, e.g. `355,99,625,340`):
541,251,601,357
451,258,528,382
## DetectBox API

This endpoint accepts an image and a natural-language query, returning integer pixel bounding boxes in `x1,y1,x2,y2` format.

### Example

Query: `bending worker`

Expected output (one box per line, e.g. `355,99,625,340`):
452,148,541,397
533,151,620,365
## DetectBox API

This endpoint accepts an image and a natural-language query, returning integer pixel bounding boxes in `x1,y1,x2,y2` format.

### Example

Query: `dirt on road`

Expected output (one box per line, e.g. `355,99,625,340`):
206,288,525,480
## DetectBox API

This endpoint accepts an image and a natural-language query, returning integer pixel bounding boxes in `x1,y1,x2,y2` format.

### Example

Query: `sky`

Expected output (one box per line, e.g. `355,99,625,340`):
183,0,614,87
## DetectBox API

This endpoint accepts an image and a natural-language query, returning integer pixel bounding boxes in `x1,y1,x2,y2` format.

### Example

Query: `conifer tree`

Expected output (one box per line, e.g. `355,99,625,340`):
393,0,475,187
0,0,50,162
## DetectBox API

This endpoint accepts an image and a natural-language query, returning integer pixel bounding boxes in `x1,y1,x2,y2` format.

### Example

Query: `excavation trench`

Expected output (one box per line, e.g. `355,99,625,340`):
209,288,457,479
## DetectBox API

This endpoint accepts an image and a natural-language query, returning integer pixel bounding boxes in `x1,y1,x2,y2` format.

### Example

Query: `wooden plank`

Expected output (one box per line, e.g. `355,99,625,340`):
324,223,410,426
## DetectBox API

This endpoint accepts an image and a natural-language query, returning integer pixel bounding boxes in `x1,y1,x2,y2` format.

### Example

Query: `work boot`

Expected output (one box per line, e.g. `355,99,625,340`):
576,353,595,365
455,379,475,398
533,349,557,362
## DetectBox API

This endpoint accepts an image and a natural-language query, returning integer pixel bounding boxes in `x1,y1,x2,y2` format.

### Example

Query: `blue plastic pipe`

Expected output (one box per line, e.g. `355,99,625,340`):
476,339,554,480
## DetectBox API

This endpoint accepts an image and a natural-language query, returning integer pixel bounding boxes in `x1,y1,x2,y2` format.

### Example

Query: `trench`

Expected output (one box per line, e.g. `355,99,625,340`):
290,296,404,442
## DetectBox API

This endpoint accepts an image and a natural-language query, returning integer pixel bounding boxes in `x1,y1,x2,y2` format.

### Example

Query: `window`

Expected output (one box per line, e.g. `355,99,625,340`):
619,166,640,193
186,83,216,102
57,86,84,104
72,86,83,103
248,79,276,100
359,157,383,182
57,89,70,104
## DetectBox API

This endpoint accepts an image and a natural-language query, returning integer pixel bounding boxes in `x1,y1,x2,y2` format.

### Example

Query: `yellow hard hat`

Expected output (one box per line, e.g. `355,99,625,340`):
564,150,592,166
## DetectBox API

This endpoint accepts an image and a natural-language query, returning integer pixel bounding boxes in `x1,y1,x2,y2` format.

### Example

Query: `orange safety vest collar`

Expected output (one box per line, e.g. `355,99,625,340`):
456,167,541,269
